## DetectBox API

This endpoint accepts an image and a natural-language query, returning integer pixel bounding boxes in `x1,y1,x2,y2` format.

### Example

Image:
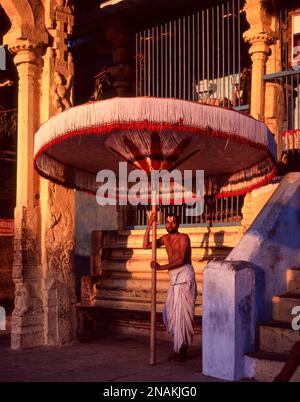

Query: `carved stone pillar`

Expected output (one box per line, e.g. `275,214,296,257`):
249,41,270,121
40,181,76,345
1,0,76,349
40,0,77,346
9,44,44,349
243,0,274,122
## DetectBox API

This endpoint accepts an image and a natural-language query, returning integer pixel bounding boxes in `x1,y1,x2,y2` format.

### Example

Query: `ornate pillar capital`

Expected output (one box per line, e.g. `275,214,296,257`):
243,0,275,121
11,48,38,68
4,27,48,58
244,33,273,55
8,38,47,64
243,0,275,50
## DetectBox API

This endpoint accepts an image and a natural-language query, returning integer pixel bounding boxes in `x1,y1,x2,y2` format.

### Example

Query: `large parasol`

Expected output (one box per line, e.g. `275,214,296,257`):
34,97,277,364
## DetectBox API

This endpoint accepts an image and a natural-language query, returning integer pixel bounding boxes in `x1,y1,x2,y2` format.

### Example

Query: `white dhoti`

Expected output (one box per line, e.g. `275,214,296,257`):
163,264,197,353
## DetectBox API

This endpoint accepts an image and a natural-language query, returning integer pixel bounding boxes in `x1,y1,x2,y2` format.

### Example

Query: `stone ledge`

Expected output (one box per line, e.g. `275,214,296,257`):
76,305,202,344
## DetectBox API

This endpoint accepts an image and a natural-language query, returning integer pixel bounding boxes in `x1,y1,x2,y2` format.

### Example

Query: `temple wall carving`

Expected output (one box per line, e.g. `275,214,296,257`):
41,0,76,345
42,182,76,345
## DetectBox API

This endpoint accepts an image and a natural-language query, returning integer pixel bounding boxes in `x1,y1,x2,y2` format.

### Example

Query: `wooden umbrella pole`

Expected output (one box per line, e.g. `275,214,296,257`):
150,202,157,365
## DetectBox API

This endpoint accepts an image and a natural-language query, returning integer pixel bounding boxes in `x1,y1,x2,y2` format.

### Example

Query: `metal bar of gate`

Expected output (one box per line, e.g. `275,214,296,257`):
156,26,159,97
169,21,172,98
165,22,168,98
227,1,230,103
238,0,241,107
161,25,163,97
202,10,205,101
148,28,151,96
207,9,210,100
139,31,142,96
192,13,195,101
212,7,215,101
135,32,138,96
222,3,225,106
217,5,220,102
183,16,186,100
143,30,146,96
152,27,155,97
233,0,236,96
197,11,200,101
179,18,182,99
188,15,191,100
174,20,177,98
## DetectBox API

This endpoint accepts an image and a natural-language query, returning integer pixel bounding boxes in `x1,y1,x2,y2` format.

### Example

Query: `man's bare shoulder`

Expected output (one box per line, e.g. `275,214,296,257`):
160,234,168,243
163,233,190,239
179,233,190,241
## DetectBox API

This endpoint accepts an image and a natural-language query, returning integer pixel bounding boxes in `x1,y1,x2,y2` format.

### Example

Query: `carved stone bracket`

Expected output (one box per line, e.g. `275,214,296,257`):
53,72,73,113
44,2,74,114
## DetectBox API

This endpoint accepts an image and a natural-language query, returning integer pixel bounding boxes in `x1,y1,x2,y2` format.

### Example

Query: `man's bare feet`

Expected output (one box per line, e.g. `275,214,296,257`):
168,345,188,362
178,345,188,361
168,352,180,361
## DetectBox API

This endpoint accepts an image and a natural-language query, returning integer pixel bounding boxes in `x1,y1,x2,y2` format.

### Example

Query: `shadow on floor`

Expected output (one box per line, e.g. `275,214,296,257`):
0,332,221,382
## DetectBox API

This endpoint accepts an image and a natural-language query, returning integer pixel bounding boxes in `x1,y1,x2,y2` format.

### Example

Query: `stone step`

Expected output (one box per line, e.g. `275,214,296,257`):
259,322,300,355
76,306,202,343
96,288,170,303
94,297,165,312
95,287,202,305
287,268,300,295
101,259,209,274
104,246,232,261
103,228,242,249
102,270,203,283
244,352,300,382
99,276,204,294
93,297,202,316
100,276,170,292
272,295,300,323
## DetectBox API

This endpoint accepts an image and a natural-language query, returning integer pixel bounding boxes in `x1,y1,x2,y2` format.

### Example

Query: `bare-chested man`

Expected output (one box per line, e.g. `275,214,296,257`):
143,212,197,362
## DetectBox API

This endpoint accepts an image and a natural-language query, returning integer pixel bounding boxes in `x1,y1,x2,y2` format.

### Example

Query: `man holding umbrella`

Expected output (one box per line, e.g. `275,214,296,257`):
143,212,197,362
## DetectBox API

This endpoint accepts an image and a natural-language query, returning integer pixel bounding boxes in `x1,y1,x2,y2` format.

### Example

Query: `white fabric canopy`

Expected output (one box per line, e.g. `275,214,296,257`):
34,97,277,197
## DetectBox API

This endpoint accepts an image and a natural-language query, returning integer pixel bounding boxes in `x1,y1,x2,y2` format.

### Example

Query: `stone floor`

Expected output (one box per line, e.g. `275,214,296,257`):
0,331,222,382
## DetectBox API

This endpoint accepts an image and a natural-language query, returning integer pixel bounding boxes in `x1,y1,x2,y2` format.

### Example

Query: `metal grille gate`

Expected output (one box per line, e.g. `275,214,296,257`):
135,0,249,110
264,1,300,170
129,0,249,227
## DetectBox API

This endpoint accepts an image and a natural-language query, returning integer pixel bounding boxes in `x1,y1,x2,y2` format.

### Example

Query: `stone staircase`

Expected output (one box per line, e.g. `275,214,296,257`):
245,267,300,381
78,226,243,339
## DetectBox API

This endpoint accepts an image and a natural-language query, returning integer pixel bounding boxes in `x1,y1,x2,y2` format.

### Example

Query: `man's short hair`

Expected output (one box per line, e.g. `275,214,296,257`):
166,213,180,225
